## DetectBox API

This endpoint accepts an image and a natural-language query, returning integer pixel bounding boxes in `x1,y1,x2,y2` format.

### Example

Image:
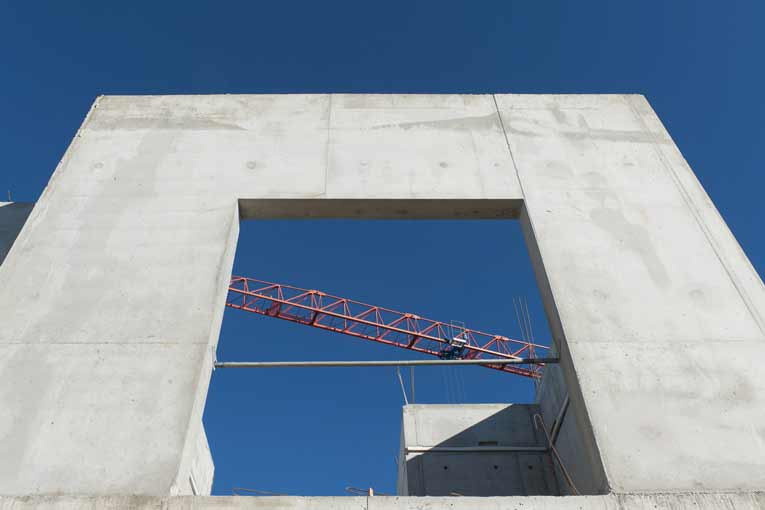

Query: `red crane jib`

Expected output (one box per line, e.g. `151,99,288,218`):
226,276,548,379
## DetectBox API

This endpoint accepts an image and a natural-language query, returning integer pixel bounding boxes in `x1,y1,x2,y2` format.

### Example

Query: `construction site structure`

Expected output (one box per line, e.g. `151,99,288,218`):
1,94,765,509
226,275,548,378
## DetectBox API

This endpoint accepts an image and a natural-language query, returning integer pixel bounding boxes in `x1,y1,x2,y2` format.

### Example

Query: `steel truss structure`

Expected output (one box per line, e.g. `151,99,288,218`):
226,276,549,379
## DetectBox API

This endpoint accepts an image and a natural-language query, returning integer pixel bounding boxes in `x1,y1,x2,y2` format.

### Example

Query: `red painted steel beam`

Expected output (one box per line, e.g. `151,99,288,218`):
226,276,549,379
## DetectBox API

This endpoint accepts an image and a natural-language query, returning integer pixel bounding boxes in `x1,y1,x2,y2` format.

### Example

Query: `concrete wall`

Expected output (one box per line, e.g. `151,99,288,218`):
536,364,597,495
503,95,765,493
1,93,763,501
4,494,765,509
397,404,559,496
0,95,524,496
185,422,214,495
0,202,33,265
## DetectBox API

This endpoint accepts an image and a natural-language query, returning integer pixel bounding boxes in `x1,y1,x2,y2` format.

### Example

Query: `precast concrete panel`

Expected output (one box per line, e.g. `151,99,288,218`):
0,94,524,495
1,93,763,500
495,94,765,492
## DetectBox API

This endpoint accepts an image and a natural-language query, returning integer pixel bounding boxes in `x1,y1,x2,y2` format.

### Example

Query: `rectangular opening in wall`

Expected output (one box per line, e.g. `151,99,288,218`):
202,200,591,497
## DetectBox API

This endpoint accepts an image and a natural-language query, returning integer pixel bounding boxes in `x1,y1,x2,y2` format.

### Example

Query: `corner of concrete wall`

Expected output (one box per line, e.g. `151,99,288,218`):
396,419,408,496
170,201,239,495
626,93,765,331
537,365,604,495
520,205,609,495
398,404,560,496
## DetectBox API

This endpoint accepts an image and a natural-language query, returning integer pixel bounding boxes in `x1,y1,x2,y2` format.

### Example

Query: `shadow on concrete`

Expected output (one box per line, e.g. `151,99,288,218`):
398,404,560,496
0,202,34,265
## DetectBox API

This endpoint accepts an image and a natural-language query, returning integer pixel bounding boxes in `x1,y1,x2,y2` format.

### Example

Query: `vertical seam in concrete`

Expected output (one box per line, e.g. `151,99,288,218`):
491,95,567,352
492,95,522,195
418,454,427,496
492,94,611,495
625,96,765,335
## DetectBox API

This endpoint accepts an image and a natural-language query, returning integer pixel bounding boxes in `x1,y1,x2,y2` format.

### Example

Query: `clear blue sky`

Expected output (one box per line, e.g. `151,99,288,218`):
2,0,763,496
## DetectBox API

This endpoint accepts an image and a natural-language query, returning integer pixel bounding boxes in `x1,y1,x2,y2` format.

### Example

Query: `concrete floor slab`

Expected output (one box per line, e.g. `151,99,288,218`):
4,494,765,510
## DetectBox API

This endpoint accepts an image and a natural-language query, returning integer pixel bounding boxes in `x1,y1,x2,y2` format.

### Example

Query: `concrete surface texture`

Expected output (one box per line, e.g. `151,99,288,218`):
3,494,765,509
502,94,765,494
188,424,214,495
1,93,764,503
397,404,559,496
535,364,596,495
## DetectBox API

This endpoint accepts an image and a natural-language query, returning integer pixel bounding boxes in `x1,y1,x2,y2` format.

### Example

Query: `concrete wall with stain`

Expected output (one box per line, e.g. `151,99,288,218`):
1,94,763,501
501,94,765,493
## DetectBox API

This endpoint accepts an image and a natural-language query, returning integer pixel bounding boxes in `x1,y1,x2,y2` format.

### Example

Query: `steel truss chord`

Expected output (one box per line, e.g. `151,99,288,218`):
226,276,549,379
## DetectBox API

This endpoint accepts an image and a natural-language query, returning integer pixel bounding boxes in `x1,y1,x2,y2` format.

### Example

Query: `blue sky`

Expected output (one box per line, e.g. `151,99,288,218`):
2,0,763,496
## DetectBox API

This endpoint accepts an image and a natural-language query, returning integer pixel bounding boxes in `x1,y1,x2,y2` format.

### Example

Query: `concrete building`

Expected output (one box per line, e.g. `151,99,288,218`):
395,366,597,497
397,404,560,496
1,93,764,508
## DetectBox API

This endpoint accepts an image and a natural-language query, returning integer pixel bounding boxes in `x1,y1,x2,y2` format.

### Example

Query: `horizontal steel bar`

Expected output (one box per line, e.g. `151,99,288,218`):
405,445,548,453
214,358,558,369
227,275,550,379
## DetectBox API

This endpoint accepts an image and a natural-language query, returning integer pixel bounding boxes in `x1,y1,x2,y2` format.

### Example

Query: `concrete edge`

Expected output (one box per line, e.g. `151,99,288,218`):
2,493,765,509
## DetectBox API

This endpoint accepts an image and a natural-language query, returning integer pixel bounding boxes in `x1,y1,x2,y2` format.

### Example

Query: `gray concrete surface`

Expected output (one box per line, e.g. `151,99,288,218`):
502,95,765,493
3,494,765,509
397,404,559,496
187,423,214,495
0,202,34,265
536,364,599,495
0,94,524,496
1,94,763,503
